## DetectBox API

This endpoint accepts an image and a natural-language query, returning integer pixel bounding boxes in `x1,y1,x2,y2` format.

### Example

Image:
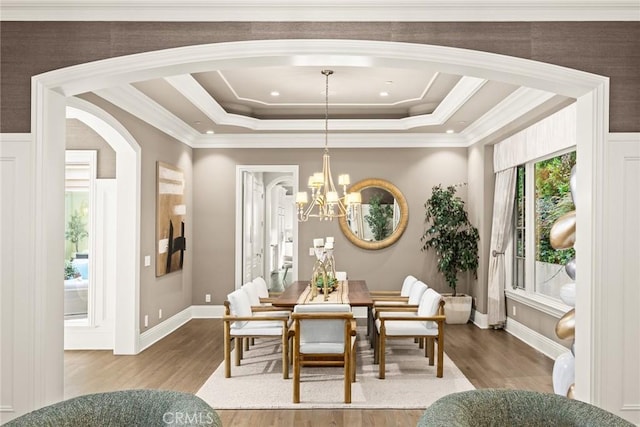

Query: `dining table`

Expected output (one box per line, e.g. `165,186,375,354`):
271,279,373,309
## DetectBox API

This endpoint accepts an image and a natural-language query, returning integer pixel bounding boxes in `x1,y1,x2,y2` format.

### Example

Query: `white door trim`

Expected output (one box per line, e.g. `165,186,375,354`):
235,165,299,290
66,99,141,355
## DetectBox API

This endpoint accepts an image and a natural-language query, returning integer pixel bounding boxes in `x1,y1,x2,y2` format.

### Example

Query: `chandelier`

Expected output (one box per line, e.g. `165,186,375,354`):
296,70,361,222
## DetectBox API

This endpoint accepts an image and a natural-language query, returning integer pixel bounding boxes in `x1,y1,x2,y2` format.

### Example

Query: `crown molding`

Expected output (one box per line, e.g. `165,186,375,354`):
192,132,469,148
462,87,558,145
1,0,637,22
94,85,200,147
161,74,486,132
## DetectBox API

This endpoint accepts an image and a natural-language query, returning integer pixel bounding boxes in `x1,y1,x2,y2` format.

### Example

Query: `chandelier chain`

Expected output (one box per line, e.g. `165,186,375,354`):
322,69,333,153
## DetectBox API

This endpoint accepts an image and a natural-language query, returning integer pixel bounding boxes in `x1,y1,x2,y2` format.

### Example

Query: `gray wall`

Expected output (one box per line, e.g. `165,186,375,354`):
192,147,468,304
1,22,639,133
80,93,194,331
66,118,117,179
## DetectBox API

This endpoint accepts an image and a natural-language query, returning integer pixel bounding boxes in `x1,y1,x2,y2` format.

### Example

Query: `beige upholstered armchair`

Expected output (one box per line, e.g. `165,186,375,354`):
375,288,445,379
289,304,356,404
223,288,290,379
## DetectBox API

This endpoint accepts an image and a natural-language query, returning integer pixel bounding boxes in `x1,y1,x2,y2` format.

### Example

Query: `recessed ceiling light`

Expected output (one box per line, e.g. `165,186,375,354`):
205,130,214,134
446,129,455,134
379,91,389,97
385,80,393,85
270,91,280,97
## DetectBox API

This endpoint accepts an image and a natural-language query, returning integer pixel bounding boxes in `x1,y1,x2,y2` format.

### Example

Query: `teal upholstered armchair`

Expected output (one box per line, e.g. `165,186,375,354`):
418,389,633,427
4,389,221,427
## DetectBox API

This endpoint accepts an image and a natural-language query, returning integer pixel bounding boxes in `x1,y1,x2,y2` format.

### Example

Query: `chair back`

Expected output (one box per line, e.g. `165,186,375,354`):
400,275,419,296
252,276,270,298
241,281,261,306
418,288,442,329
335,271,348,281
227,288,253,328
407,281,428,305
293,304,352,354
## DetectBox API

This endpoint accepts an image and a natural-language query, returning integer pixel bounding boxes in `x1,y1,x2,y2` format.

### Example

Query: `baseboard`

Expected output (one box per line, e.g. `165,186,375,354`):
505,317,569,360
471,309,489,329
191,305,226,318
136,304,569,361
139,306,192,352
64,326,115,350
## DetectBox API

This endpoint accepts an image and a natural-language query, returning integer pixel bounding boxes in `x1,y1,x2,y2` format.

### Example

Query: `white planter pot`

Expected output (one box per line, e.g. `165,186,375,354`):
442,294,472,324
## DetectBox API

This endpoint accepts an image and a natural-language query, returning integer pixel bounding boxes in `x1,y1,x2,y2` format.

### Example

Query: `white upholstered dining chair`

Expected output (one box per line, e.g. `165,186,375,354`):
289,304,356,404
375,288,445,379
370,280,429,355
223,288,290,379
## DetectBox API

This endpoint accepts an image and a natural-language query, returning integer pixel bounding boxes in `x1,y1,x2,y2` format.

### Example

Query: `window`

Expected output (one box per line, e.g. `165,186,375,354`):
513,165,526,290
64,150,96,324
511,150,576,304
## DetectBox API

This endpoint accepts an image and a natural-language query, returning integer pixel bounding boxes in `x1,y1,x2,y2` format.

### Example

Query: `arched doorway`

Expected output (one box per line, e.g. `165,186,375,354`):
30,39,607,407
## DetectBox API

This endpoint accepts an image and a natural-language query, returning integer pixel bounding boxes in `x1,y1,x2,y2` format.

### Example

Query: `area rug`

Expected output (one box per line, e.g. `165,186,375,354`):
197,328,475,409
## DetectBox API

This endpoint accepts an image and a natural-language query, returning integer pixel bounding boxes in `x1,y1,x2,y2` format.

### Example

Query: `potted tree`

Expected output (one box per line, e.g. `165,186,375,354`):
65,210,88,257
421,184,480,324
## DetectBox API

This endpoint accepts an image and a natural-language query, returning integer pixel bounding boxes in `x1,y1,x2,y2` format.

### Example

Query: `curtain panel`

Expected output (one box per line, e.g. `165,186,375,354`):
487,168,517,327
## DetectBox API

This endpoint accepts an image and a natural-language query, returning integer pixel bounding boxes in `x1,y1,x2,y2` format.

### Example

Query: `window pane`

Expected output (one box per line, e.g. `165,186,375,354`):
534,151,576,300
64,162,90,321
513,165,525,290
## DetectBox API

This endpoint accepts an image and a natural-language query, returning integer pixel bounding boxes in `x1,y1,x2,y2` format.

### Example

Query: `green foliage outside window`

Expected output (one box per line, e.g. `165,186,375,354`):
535,151,576,264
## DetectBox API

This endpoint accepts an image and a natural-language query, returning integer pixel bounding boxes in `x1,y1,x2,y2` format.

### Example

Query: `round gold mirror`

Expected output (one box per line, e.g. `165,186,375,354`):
338,178,409,250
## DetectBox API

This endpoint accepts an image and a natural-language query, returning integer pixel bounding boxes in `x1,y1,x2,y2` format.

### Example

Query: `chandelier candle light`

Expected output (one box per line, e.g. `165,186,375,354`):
296,70,361,222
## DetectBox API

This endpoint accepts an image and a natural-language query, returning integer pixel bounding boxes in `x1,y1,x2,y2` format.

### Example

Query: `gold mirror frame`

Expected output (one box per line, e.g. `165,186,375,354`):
338,178,409,250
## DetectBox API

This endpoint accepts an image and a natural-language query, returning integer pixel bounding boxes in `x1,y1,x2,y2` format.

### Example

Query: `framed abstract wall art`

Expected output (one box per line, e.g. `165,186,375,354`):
156,161,186,277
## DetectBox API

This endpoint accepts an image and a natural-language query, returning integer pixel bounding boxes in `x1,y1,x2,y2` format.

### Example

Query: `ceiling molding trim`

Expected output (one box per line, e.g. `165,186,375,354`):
426,76,487,124
462,87,558,146
93,86,199,147
1,1,637,21
164,74,485,132
217,69,439,108
192,132,468,148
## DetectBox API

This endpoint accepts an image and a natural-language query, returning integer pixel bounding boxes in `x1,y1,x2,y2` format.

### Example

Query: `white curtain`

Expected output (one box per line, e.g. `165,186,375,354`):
487,168,517,327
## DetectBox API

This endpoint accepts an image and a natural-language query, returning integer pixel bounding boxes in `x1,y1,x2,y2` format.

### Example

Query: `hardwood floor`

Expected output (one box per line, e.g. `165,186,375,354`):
64,319,554,426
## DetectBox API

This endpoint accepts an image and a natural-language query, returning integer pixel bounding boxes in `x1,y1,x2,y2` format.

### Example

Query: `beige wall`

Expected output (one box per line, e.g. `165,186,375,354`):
66,118,117,179
80,94,194,331
507,299,572,349
466,143,496,314
193,147,469,304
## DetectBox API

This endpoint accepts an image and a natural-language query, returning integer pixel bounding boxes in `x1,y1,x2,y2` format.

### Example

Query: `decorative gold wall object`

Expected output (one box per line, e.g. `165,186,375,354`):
556,308,576,340
550,210,576,250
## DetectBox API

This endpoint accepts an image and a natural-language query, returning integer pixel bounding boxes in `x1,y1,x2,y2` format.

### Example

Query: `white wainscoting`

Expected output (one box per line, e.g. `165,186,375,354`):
599,133,640,424
505,318,569,361
1,135,35,423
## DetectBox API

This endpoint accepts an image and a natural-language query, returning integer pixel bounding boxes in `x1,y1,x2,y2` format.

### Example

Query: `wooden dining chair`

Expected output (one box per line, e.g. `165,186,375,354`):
289,304,356,404
375,288,446,379
370,280,428,357
367,275,420,341
223,288,290,379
